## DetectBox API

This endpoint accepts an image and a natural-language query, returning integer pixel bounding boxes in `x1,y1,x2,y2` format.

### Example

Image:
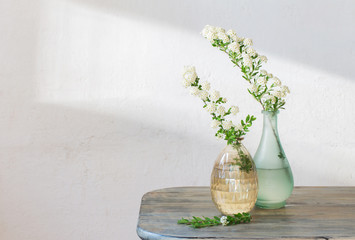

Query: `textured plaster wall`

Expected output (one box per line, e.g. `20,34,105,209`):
0,0,354,239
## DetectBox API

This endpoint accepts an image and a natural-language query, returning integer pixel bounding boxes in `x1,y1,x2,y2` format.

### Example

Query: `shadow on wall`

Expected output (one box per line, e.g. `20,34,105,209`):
1,0,354,239
71,0,355,81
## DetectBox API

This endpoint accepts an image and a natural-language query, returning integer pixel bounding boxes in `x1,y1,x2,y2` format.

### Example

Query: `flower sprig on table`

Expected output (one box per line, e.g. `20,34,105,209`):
182,66,256,147
201,25,290,112
178,212,251,228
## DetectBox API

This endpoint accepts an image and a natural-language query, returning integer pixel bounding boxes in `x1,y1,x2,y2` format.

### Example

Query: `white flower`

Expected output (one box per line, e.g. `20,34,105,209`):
260,69,267,75
243,38,253,46
222,120,233,130
235,123,243,131
247,47,257,57
201,81,211,91
243,55,253,69
210,90,220,102
189,86,200,96
216,27,226,33
267,73,273,78
216,133,224,140
227,29,238,42
206,31,218,42
223,98,227,103
228,42,240,53
211,120,220,129
216,106,226,116
237,36,245,42
281,85,290,94
201,25,213,37
182,79,190,88
259,55,268,63
199,90,209,101
183,65,196,73
257,76,267,85
184,72,197,84
273,77,281,86
183,66,197,84
220,216,229,226
218,32,229,43
231,106,239,115
273,90,282,98
249,83,258,93
205,102,217,113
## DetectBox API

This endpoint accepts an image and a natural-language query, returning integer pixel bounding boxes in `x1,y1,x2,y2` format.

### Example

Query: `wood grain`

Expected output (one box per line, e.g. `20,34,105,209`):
137,187,355,240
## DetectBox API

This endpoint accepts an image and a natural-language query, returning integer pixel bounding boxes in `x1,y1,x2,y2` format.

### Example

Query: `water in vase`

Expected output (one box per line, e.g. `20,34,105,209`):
256,167,293,209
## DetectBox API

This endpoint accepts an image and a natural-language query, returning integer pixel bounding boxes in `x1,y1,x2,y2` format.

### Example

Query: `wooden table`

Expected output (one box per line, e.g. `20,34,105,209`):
136,187,355,240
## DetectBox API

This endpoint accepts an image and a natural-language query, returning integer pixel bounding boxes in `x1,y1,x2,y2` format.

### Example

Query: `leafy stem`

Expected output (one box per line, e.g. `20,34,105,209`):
178,213,252,228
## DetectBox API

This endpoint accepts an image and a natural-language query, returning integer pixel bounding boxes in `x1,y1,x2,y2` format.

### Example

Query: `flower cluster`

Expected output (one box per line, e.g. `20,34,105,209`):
220,216,229,226
201,25,290,112
182,66,256,145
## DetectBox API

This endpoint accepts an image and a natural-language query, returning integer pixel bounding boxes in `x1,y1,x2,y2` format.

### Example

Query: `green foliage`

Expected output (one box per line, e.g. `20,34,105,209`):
233,148,254,173
177,213,251,228
194,76,256,148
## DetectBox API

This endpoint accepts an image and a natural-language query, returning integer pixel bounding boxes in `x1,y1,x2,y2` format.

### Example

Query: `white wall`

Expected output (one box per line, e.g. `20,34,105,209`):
0,0,354,239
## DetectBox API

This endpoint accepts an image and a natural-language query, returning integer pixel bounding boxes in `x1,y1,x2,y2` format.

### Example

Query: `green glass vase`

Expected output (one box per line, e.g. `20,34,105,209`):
253,110,294,209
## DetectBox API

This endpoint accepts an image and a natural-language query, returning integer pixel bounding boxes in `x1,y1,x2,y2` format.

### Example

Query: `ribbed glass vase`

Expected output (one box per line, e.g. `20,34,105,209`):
254,110,294,209
210,143,258,215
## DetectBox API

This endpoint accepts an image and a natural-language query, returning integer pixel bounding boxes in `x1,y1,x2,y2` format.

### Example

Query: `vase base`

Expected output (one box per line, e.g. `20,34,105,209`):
256,200,286,209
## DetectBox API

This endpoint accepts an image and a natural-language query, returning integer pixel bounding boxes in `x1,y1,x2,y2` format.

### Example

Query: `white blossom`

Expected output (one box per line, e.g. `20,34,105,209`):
267,73,273,78
247,47,257,57
218,32,229,43
273,90,282,98
182,79,190,88
216,27,226,33
183,65,196,74
211,120,220,129
210,90,220,102
189,86,200,96
205,102,217,113
183,66,197,84
222,121,233,130
281,85,290,94
260,69,267,75
273,77,281,86
199,90,209,101
237,36,245,42
243,55,253,69
216,106,226,116
249,83,258,93
201,25,214,37
227,29,238,42
201,81,211,91
231,106,239,115
216,133,225,140
223,98,227,103
235,123,243,131
243,38,253,46
228,42,240,53
206,31,218,42
259,55,268,63
220,216,229,226
257,76,267,85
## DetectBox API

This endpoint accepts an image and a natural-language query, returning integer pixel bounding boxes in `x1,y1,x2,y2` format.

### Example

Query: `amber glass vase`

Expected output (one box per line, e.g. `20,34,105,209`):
210,143,258,215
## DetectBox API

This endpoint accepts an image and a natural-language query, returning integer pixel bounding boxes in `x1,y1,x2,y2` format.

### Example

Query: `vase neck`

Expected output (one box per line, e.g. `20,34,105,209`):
262,111,279,138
